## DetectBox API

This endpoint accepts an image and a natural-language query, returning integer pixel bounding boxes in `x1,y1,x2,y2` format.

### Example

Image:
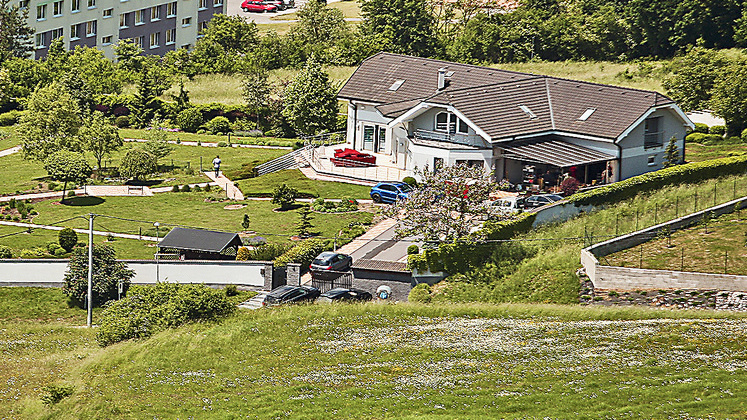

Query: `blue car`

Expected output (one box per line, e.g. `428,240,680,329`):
370,181,413,204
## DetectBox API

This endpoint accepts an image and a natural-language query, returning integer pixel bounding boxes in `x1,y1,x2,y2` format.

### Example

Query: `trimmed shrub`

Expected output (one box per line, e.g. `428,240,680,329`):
272,183,298,210
235,246,251,261
693,123,709,134
204,184,211,192
206,116,231,135
96,283,235,346
408,283,432,303
0,245,12,258
58,227,78,252
402,176,418,187
274,238,328,267
0,110,25,126
172,185,180,192
176,107,203,133
247,243,289,261
224,284,238,297
709,125,726,135
407,244,420,255
181,184,191,192
217,141,228,147
685,132,723,144
114,115,130,128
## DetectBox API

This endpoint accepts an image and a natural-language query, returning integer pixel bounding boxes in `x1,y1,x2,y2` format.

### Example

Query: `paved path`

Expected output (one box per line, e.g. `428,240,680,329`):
124,138,292,150
0,145,21,158
204,171,245,200
0,220,158,241
239,291,269,309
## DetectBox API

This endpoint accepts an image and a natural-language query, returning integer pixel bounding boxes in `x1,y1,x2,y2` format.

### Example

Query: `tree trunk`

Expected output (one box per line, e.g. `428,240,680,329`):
60,181,68,203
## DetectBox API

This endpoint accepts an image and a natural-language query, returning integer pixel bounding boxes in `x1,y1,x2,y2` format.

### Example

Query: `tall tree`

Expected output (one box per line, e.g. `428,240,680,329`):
191,14,259,73
662,47,730,112
281,56,338,136
80,111,123,170
63,244,134,307
119,148,157,181
360,0,439,57
141,118,174,162
17,83,83,161
0,0,34,64
43,151,92,202
242,69,273,126
709,60,747,136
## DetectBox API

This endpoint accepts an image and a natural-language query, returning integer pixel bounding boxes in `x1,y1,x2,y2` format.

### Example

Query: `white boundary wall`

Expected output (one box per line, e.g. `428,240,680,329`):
0,259,273,288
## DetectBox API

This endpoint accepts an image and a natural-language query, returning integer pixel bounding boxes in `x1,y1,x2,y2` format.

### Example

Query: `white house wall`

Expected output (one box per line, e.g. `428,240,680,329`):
407,143,492,173
350,102,392,152
617,108,688,180
410,107,486,148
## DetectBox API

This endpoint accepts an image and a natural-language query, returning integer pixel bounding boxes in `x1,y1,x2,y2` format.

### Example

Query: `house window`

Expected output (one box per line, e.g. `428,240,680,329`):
378,126,386,152
103,7,112,17
35,33,46,48
167,2,177,17
199,0,208,9
102,35,112,44
181,16,191,26
648,155,656,166
53,1,63,16
166,28,175,44
86,20,96,37
71,0,79,12
87,0,95,8
150,5,160,20
644,116,663,149
435,111,466,134
435,112,449,131
51,27,63,40
455,160,484,169
119,13,127,28
181,43,191,49
457,118,468,134
135,10,145,24
149,32,160,48
36,4,46,20
70,24,80,39
363,125,375,151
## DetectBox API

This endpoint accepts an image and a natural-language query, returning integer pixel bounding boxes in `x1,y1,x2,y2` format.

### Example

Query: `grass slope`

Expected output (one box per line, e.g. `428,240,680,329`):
239,169,372,199
3,300,745,419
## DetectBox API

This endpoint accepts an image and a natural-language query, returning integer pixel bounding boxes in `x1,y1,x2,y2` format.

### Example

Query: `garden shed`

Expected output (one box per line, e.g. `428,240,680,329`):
157,227,242,260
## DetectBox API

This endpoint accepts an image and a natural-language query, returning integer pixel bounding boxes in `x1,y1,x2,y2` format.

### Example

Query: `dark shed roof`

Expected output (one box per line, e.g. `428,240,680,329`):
158,227,242,253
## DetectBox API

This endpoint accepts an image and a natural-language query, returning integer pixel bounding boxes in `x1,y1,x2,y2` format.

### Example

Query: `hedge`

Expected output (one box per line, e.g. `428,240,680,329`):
0,110,26,126
274,238,329,267
569,154,747,207
408,213,537,273
686,132,729,145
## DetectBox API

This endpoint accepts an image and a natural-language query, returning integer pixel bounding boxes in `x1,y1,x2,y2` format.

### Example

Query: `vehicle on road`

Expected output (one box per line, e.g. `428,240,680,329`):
522,194,564,208
241,0,278,12
316,288,373,303
310,252,353,273
262,285,320,306
370,181,413,204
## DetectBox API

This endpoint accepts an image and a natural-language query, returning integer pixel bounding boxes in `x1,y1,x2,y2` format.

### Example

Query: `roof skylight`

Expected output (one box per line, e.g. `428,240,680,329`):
519,105,537,119
389,80,405,91
578,108,596,121
445,71,455,77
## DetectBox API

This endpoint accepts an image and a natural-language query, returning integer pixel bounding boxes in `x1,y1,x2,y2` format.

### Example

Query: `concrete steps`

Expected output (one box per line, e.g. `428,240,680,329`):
238,291,269,310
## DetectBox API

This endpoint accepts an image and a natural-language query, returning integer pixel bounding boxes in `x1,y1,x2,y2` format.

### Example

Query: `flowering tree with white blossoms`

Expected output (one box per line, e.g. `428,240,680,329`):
385,162,495,242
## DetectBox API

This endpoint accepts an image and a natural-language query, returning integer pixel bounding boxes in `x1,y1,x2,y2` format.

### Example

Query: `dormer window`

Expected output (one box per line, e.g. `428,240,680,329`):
435,112,468,134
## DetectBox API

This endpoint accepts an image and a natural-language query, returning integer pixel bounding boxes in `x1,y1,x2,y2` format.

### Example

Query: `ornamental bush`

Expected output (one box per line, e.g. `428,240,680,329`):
206,116,231,134
58,227,78,252
114,115,130,128
62,244,134,308
272,183,298,210
693,123,709,134
709,125,726,135
176,107,203,133
274,238,328,267
0,245,12,258
408,283,432,303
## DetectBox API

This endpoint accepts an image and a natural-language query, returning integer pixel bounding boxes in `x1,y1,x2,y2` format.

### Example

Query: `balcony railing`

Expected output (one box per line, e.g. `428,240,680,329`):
413,129,454,142
644,132,664,149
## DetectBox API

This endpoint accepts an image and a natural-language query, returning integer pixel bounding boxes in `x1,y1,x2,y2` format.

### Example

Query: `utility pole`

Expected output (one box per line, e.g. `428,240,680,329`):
87,213,94,328
154,222,160,283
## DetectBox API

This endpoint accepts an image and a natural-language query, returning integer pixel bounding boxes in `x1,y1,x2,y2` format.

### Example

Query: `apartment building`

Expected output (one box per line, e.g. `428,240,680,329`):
21,0,224,59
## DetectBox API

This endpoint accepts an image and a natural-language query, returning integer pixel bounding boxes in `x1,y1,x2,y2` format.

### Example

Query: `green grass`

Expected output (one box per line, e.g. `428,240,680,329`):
0,152,47,195
271,0,361,20
0,127,19,150
3,301,747,418
119,128,300,148
29,193,374,249
0,287,95,323
239,169,372,198
606,212,747,274
685,141,747,162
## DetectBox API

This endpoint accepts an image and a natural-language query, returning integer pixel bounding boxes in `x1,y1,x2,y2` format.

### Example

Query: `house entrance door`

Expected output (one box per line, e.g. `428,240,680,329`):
363,125,375,151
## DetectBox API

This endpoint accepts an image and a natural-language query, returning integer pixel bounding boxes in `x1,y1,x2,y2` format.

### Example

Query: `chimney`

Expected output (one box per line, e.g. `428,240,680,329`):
437,68,446,90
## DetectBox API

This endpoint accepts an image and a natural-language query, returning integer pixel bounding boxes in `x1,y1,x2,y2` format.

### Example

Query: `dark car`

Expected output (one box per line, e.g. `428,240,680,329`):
310,252,353,273
241,0,278,12
370,181,413,204
316,288,373,303
262,285,320,306
522,194,564,208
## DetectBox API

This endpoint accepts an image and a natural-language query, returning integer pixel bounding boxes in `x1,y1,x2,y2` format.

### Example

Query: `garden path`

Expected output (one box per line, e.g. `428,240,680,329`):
123,138,292,150
204,172,245,200
0,220,158,241
0,145,20,158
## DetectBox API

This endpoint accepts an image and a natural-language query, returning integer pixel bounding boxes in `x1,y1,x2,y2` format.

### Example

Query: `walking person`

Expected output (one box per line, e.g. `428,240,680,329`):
212,155,221,178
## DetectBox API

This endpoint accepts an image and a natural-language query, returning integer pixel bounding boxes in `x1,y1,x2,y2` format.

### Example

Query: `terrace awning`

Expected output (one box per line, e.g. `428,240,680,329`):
497,139,616,167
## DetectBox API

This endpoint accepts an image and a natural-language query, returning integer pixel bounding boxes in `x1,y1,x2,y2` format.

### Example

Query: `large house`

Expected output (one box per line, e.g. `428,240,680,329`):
338,53,693,186
16,0,223,59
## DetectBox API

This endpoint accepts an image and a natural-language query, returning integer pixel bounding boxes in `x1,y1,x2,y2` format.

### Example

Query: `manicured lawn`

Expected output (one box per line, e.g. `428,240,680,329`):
3,301,747,419
30,193,374,248
239,169,372,199
685,141,747,162
271,0,360,20
606,212,747,274
0,152,48,195
119,128,300,148
0,127,19,150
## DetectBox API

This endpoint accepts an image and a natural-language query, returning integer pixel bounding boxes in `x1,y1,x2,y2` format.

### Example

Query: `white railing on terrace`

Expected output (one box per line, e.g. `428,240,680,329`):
306,148,407,182
413,129,478,148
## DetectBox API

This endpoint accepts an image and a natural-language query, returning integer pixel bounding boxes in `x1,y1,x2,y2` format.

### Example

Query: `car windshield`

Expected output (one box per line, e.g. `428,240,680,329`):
312,258,331,265
398,184,413,192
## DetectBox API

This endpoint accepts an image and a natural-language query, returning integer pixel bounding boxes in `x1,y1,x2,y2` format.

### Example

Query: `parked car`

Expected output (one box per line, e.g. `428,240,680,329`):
241,0,278,12
264,0,287,10
316,287,373,303
488,196,523,217
310,251,353,273
262,285,320,306
522,194,564,208
370,181,413,204
331,148,376,167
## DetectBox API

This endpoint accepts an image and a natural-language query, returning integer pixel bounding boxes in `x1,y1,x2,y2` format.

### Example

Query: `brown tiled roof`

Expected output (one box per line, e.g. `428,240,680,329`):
338,52,675,141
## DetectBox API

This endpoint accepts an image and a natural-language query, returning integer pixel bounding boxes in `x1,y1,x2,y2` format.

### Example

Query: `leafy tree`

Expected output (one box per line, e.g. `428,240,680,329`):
241,214,250,230
0,0,34,65
272,183,298,210
296,205,314,237
662,136,681,168
281,56,338,136
80,111,122,170
662,47,730,112
130,56,172,127
710,60,747,136
0,57,52,107
242,69,273,126
360,0,439,57
384,163,495,241
43,151,92,202
171,78,190,112
62,244,134,307
142,119,174,161
17,83,83,161
119,148,157,181
112,38,144,75
177,107,203,133
191,14,259,73
58,227,78,252
285,0,351,64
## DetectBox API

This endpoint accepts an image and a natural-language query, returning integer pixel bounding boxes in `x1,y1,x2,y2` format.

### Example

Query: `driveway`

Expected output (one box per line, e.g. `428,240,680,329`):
349,223,417,263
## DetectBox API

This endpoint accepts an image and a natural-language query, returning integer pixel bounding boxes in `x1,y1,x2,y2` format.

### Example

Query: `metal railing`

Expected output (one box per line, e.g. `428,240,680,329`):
644,132,664,149
255,144,313,176
413,129,480,148
307,148,407,182
312,271,353,293
302,131,347,147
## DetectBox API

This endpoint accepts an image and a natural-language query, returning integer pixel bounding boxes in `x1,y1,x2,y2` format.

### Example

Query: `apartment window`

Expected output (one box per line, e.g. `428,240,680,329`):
51,27,63,40
644,116,663,149
150,5,160,20
87,0,95,8
86,20,96,37
199,0,208,9
135,9,144,24
35,33,46,48
103,7,112,17
166,28,175,44
53,0,63,16
181,16,191,26
71,0,79,12
102,35,112,44
167,1,177,16
181,43,191,49
36,4,46,20
134,36,144,48
213,0,222,6
199,21,208,31
119,13,127,28
19,0,29,9
149,32,160,48
70,24,80,39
